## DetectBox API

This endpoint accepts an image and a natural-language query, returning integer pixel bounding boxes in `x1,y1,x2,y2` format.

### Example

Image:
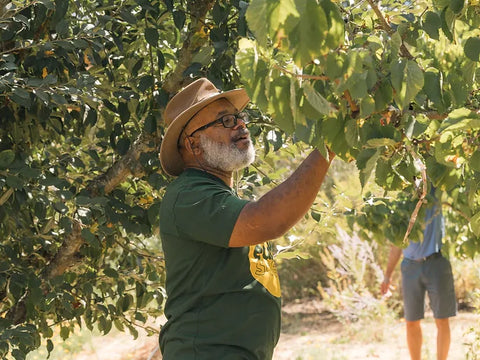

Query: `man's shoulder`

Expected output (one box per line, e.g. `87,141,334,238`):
168,169,229,193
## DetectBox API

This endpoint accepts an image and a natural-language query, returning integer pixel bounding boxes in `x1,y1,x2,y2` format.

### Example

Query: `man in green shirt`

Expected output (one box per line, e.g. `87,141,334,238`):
158,78,334,359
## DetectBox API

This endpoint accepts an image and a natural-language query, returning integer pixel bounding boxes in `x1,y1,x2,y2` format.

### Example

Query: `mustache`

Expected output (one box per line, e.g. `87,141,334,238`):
232,128,250,141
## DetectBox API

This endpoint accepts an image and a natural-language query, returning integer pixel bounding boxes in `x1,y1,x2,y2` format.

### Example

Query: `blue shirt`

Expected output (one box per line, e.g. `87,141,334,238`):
403,197,444,260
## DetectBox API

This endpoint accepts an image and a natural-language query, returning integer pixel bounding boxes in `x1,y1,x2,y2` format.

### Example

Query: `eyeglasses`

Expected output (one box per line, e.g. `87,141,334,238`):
188,112,249,137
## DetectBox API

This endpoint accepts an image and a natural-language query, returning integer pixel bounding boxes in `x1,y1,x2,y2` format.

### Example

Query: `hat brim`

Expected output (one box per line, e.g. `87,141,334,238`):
160,88,250,176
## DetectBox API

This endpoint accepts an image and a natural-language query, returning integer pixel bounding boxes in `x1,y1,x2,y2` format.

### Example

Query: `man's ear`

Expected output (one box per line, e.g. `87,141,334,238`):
184,136,201,156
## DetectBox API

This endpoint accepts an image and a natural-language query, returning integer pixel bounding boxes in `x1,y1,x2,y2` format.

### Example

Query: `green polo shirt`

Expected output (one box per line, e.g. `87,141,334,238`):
159,168,281,360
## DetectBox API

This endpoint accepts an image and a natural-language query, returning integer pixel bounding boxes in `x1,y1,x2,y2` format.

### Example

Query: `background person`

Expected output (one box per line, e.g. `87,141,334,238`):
381,187,457,360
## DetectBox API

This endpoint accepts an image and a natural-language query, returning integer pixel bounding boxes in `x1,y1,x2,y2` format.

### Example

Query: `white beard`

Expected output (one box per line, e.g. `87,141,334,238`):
198,133,255,171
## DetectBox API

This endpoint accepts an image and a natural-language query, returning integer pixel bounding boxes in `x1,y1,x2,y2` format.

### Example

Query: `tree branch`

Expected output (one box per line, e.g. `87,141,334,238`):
45,219,83,279
43,0,215,282
402,147,427,244
162,0,216,93
366,0,413,60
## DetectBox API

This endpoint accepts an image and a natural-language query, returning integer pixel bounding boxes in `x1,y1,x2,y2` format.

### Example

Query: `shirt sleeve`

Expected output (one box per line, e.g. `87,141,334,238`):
173,182,249,248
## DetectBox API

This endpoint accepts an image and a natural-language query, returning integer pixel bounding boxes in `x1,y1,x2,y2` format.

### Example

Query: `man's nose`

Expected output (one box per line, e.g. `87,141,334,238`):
232,118,247,130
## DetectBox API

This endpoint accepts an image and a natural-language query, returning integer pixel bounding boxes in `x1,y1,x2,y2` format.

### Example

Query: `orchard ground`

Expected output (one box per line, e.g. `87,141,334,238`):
28,298,479,360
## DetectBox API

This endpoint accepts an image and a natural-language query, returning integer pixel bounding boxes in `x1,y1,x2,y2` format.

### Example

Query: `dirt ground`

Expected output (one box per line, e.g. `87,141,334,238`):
70,299,480,360
274,299,479,360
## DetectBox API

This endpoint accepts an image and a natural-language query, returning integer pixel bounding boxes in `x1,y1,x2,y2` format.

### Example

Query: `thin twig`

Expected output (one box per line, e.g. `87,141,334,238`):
272,64,329,81
442,202,471,222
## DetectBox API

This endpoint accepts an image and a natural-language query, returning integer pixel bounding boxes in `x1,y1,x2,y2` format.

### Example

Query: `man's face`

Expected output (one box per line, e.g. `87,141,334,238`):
186,99,255,171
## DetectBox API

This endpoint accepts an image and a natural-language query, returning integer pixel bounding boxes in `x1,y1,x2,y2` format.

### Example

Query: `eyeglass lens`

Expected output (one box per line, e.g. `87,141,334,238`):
222,112,248,128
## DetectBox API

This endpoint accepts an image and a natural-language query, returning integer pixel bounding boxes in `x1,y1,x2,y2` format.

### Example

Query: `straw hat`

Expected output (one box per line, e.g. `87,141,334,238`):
160,78,250,176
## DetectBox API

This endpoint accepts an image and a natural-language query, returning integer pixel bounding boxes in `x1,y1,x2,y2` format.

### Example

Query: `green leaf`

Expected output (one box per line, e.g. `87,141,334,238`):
38,0,55,9
464,37,480,62
6,175,23,189
269,77,295,134
53,0,69,21
469,150,480,172
320,0,344,49
375,158,403,190
144,114,156,133
246,0,299,47
356,148,380,188
118,102,130,124
81,228,96,245
390,60,424,110
344,72,368,100
172,10,186,29
236,40,269,110
325,52,345,79
104,267,118,278
310,210,321,222
51,93,67,105
449,77,469,105
157,51,165,70
120,8,137,24
438,108,480,132
11,87,31,108
374,79,393,111
423,11,441,39
114,319,125,332
145,28,159,47
128,324,139,339
0,150,15,169
55,19,69,37
470,212,480,237
321,115,349,158
46,339,54,358
302,82,333,116
450,0,464,14
12,349,26,360
116,138,131,155
138,75,154,92
423,70,444,112
59,326,69,341
440,7,454,41
360,95,375,119
287,0,328,65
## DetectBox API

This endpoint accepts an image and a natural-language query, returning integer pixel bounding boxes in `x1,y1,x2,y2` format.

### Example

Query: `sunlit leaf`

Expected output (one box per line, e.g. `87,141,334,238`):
470,212,480,237
302,82,334,116
391,60,424,110
438,108,480,132
287,0,328,65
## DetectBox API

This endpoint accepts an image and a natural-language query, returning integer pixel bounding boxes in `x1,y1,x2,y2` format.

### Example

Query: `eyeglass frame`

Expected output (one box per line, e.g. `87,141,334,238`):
187,112,249,137
177,112,249,149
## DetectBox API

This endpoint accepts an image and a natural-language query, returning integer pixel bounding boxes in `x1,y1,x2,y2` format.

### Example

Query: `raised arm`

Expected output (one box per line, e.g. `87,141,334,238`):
229,149,334,247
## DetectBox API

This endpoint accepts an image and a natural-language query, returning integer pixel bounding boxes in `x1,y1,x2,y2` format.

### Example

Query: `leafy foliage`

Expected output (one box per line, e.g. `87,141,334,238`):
238,0,480,255
0,0,249,358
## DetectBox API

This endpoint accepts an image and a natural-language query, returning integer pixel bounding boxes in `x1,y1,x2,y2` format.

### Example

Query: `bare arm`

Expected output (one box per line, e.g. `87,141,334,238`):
229,149,334,247
380,245,403,295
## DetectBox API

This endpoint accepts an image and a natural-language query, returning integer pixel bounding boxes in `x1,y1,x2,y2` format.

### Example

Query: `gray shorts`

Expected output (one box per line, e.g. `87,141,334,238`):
401,255,457,322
